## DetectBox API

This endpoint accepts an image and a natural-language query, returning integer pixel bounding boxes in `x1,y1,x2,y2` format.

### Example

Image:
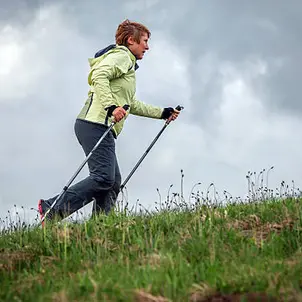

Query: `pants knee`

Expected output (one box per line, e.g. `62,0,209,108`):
91,169,120,192
101,178,115,191
90,174,115,191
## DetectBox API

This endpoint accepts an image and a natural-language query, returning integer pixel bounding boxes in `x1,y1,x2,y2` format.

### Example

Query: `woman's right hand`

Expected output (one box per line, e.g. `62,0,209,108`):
112,106,127,122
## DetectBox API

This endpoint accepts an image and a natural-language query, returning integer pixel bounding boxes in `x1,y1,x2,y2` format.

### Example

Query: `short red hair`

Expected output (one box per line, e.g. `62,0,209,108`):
115,19,151,46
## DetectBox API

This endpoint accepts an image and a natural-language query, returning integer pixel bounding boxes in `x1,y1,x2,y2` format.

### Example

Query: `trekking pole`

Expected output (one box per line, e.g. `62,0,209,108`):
120,105,184,192
41,104,130,224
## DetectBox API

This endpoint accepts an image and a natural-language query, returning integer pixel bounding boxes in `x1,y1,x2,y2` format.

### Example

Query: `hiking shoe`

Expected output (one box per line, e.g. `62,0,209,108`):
38,199,52,227
38,199,46,227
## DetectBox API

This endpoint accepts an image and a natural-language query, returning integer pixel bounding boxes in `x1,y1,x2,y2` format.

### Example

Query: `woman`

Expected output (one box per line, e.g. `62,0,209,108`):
38,19,180,224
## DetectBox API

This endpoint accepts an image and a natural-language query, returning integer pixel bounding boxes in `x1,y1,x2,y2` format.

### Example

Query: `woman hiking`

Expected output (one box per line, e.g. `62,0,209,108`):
38,19,180,225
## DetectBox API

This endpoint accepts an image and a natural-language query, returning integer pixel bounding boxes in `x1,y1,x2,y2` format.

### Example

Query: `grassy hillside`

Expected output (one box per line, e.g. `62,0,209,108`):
0,196,301,301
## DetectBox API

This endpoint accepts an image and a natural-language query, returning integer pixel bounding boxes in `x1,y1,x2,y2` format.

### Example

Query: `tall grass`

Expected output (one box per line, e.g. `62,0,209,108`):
0,169,301,301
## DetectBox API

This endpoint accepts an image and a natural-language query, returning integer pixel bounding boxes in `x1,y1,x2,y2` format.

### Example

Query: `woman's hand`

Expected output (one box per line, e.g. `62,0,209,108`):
112,106,127,122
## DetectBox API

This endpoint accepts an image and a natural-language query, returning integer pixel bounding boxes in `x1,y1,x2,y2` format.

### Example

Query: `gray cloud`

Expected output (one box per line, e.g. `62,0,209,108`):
112,0,302,121
161,0,302,117
1,0,302,224
0,0,39,25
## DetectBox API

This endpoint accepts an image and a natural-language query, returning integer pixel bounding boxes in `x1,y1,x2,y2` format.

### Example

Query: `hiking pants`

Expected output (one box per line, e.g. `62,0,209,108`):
44,118,121,219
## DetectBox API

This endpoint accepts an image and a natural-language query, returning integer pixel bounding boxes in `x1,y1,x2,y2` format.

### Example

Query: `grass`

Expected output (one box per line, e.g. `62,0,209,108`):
0,173,302,301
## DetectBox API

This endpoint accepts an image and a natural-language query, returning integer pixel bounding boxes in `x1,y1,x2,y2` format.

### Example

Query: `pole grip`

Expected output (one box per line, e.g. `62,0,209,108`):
175,105,184,111
123,104,130,111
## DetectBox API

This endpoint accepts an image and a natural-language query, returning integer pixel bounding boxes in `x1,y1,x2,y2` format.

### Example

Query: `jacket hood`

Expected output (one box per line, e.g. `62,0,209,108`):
89,44,139,70
94,44,116,58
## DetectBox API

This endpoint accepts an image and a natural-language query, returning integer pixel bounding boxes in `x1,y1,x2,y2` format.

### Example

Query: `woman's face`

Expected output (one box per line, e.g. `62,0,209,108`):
127,32,149,60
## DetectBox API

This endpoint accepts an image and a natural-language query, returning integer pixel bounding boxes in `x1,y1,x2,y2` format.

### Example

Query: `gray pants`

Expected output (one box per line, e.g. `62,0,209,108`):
44,118,121,220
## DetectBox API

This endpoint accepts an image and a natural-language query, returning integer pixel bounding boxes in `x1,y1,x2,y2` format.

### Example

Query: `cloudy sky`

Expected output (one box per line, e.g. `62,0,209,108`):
1,0,301,223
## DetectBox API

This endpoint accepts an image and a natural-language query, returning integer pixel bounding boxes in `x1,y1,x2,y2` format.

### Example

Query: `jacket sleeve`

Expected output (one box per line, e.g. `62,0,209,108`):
130,95,164,119
89,51,132,109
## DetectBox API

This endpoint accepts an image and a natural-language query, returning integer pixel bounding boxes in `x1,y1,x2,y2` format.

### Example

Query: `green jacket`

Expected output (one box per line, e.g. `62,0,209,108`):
77,44,164,137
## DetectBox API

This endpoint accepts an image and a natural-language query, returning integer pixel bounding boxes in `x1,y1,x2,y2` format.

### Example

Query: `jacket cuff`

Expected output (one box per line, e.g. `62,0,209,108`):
105,105,118,117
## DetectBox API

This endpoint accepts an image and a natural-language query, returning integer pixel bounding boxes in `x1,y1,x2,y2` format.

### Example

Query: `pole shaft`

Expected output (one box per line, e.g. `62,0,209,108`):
120,122,168,190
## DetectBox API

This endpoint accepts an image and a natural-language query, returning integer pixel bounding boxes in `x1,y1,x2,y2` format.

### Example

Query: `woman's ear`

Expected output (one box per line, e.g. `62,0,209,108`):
127,35,134,45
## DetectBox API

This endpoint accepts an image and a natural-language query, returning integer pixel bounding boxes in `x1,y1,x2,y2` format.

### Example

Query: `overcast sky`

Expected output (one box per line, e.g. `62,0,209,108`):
1,0,302,224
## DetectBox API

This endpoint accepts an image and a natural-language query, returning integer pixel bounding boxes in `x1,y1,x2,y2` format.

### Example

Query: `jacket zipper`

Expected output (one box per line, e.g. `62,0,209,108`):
84,93,94,117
